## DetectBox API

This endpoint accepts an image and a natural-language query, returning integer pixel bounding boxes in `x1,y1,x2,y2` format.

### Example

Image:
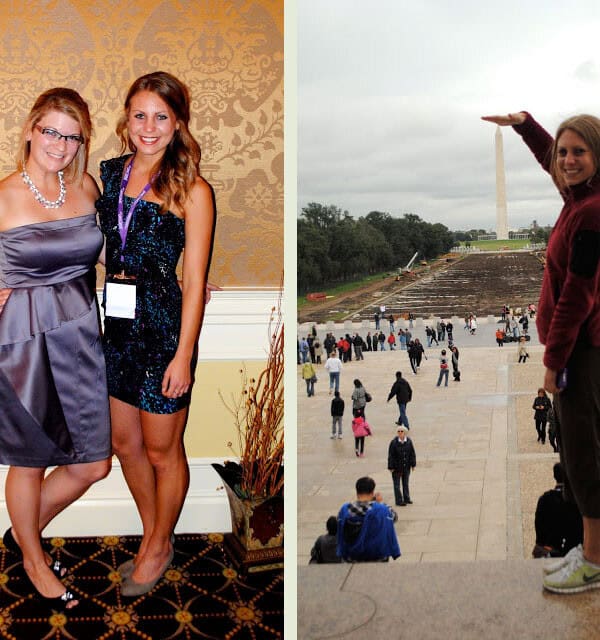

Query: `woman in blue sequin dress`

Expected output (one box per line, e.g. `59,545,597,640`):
96,72,215,597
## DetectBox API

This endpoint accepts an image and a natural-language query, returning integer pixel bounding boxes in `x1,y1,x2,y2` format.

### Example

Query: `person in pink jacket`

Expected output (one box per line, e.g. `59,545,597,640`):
351,415,371,458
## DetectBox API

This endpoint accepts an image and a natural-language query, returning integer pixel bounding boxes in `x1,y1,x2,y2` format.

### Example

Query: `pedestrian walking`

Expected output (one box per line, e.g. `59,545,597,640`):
436,350,449,387
446,320,454,342
302,361,317,397
450,345,460,381
351,378,370,418
314,337,323,364
496,327,505,347
518,336,529,363
324,351,342,394
387,426,416,506
533,388,552,444
386,371,412,428
351,414,371,457
331,391,344,439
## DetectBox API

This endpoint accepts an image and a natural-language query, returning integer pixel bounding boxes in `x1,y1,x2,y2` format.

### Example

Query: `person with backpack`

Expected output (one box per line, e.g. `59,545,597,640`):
336,477,400,562
436,349,450,387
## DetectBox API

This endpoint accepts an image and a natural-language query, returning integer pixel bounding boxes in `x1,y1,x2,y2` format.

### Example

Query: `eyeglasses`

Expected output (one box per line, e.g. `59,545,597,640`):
34,125,84,146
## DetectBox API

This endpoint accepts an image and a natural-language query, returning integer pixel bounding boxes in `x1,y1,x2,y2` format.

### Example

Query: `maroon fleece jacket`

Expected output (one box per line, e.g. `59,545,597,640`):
513,113,600,371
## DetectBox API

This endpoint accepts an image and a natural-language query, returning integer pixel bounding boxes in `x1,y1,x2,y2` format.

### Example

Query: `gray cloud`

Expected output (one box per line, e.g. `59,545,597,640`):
298,0,600,231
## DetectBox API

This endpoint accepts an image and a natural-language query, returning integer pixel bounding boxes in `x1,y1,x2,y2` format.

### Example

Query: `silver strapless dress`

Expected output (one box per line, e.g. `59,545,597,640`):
0,214,110,466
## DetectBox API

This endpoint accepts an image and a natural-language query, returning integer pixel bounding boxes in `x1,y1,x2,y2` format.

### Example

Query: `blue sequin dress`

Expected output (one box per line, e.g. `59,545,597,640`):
96,155,193,414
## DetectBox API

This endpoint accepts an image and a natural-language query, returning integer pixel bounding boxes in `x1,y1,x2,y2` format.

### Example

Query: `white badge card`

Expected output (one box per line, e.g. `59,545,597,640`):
105,282,137,319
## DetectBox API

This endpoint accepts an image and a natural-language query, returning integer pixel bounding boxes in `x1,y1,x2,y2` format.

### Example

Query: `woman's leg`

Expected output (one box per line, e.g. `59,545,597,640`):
111,397,157,561
5,467,77,606
583,517,600,564
128,408,188,585
540,420,547,444
38,459,111,529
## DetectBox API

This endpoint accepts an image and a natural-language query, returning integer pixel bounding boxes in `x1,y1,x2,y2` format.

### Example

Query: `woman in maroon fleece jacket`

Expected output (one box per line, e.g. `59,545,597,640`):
484,111,600,594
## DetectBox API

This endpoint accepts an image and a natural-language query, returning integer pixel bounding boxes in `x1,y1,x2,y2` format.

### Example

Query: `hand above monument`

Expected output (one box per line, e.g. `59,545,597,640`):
481,112,527,126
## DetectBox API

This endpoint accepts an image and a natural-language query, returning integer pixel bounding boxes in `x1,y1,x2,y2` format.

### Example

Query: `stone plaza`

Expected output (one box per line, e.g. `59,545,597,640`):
297,317,598,639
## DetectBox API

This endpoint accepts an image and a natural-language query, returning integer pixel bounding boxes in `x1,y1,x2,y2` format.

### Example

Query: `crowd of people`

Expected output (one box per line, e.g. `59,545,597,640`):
302,295,585,582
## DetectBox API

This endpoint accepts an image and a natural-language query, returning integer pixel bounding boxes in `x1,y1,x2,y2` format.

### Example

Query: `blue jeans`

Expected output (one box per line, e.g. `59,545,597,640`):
391,469,411,505
329,371,340,392
305,378,314,396
437,369,449,387
397,403,409,428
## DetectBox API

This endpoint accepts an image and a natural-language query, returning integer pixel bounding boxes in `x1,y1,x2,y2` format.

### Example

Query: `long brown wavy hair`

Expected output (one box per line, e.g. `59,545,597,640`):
116,71,201,214
550,114,600,191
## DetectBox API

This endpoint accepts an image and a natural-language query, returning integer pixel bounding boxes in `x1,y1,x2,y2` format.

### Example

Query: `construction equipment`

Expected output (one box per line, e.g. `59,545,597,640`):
399,252,419,274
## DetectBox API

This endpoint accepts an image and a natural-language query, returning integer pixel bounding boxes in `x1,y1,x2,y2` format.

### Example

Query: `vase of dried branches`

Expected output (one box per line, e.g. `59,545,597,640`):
215,297,284,573
213,461,283,572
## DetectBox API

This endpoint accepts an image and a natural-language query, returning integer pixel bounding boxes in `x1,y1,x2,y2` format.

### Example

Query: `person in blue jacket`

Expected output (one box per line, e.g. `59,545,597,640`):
337,476,400,562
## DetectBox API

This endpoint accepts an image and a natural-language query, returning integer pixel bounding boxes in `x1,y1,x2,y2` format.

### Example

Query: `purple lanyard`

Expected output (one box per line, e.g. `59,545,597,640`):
117,156,153,264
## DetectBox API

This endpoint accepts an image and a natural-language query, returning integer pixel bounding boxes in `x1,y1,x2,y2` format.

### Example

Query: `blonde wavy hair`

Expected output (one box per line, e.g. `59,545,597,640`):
116,71,201,214
17,87,92,184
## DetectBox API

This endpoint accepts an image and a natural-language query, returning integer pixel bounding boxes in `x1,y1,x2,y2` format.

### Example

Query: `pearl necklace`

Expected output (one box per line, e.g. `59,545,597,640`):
21,169,66,209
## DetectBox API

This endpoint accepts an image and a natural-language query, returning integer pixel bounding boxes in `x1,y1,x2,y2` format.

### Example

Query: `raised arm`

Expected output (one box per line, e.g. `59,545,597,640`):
481,112,527,126
482,111,555,175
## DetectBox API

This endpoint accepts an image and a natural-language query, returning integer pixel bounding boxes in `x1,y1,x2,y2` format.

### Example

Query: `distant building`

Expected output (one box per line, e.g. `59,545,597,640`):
509,231,530,240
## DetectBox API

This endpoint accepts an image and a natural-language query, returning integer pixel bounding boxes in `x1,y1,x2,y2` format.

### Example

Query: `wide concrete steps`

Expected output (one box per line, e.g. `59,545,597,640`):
298,559,598,639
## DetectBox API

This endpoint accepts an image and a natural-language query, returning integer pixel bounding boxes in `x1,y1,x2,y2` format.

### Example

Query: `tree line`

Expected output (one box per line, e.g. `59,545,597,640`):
298,203,455,293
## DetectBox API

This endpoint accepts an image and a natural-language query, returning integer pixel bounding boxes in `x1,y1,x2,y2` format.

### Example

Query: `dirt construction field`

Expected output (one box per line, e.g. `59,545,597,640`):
298,251,544,323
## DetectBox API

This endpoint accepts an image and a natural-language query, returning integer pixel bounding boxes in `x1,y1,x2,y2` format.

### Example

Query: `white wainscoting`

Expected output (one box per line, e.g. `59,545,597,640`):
0,459,231,536
0,288,280,536
196,288,281,361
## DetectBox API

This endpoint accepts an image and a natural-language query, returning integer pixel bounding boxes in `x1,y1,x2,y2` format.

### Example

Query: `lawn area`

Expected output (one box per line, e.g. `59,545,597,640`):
461,239,532,251
297,271,393,309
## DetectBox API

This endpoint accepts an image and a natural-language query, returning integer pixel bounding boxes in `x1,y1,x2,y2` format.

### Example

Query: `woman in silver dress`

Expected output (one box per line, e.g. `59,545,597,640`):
0,88,111,611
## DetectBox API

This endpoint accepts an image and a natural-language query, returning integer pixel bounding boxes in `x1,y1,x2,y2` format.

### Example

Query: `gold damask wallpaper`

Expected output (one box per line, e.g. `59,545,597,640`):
0,0,283,287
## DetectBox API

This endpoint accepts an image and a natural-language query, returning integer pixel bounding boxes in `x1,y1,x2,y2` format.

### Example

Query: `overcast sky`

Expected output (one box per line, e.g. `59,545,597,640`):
298,0,600,231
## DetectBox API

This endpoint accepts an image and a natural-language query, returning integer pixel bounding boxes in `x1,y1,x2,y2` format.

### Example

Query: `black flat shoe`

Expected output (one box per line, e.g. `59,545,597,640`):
3,528,66,577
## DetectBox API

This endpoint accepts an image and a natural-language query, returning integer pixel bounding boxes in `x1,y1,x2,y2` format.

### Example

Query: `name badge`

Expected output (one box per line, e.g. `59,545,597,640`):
105,281,137,319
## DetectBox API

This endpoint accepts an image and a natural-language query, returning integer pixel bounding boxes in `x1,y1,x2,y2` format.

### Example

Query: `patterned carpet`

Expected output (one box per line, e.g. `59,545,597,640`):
0,533,283,639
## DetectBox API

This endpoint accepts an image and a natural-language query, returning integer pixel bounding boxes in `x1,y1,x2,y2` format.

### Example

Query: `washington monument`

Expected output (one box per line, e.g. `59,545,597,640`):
495,126,509,240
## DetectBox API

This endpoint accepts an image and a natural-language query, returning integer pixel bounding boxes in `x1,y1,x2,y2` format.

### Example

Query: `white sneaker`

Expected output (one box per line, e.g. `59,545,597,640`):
543,544,582,575
543,546,600,594
330,434,336,439
337,434,343,439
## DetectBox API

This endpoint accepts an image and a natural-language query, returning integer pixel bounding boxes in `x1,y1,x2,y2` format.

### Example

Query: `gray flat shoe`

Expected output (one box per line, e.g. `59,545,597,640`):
117,558,135,579
121,547,175,597
118,534,175,581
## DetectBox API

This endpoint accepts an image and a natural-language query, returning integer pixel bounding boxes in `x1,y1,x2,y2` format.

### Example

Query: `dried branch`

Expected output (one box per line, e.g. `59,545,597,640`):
219,291,284,499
